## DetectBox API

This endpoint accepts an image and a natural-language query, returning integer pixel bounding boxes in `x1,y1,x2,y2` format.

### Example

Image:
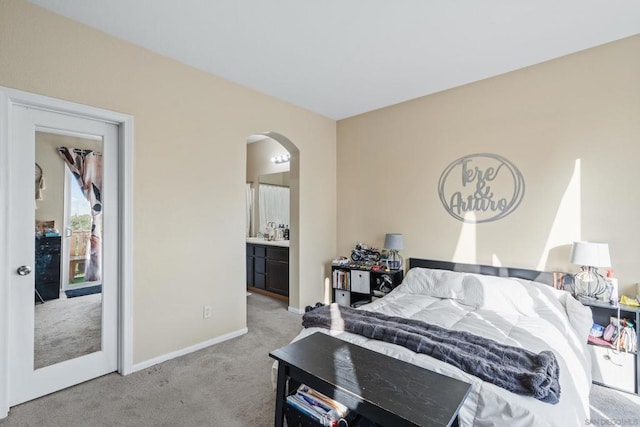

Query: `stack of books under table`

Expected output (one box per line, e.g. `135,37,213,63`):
285,384,350,427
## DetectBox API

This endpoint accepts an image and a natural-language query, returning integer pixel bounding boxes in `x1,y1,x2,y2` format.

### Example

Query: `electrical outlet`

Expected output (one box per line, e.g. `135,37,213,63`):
203,305,212,319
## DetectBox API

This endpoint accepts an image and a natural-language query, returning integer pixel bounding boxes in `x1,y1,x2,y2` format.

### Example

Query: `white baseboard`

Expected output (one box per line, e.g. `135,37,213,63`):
131,327,248,373
288,306,305,315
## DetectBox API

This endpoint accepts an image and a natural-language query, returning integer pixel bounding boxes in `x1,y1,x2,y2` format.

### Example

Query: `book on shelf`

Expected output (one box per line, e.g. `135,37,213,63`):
286,395,330,425
286,384,350,427
332,269,350,291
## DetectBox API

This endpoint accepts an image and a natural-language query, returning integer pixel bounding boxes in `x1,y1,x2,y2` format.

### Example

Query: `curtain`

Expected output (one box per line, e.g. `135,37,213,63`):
246,183,253,237
58,147,103,282
258,184,290,234
35,163,45,200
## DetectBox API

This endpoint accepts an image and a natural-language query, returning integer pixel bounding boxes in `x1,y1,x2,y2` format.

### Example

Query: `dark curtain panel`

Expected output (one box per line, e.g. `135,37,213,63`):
57,147,103,282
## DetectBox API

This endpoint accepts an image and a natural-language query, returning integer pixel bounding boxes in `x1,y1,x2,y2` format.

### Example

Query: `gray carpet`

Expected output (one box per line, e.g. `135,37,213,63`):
34,293,102,369
589,382,640,423
2,293,639,426
2,292,302,427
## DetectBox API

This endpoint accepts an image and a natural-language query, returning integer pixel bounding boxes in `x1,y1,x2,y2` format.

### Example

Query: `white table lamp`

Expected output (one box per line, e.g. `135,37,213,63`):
384,233,404,270
570,241,610,299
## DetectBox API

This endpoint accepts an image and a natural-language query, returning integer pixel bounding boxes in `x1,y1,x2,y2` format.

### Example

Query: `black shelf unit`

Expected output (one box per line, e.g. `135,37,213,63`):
35,236,61,301
331,265,403,307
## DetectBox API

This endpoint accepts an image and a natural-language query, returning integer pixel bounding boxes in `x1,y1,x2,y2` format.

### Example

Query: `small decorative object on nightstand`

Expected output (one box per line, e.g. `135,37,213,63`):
384,233,404,270
570,241,611,300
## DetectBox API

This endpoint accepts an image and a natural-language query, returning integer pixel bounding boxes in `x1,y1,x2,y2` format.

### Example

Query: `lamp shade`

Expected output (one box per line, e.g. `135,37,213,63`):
570,241,611,268
384,233,404,250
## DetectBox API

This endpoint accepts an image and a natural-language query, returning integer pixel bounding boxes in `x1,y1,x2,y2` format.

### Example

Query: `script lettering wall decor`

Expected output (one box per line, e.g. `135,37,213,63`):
438,153,525,224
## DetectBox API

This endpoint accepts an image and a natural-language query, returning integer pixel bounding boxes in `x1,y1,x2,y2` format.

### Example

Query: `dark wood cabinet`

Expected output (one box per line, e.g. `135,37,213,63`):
247,243,289,296
266,246,289,296
254,255,266,289
245,245,254,287
35,236,61,301
247,244,266,290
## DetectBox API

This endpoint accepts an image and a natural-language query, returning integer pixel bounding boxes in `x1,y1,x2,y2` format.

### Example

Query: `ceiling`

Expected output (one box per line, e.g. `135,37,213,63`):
29,0,640,120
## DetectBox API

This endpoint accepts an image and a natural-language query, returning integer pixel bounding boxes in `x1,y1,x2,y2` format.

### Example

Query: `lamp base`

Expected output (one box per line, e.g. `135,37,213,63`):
574,267,607,300
387,251,403,270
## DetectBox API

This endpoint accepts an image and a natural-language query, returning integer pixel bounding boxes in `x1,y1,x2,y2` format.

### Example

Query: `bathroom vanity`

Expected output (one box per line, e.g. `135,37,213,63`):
246,238,289,297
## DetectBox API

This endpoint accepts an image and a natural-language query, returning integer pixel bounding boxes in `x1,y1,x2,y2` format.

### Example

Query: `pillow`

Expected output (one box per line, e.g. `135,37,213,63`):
397,267,481,303
397,267,539,315
397,267,590,342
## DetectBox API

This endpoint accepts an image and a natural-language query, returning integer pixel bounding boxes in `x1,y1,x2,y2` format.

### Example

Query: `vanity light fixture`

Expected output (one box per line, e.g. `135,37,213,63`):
270,154,290,164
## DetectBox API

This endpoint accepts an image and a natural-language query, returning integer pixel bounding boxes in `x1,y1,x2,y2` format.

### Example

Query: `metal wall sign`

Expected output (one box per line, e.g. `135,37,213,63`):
438,153,525,224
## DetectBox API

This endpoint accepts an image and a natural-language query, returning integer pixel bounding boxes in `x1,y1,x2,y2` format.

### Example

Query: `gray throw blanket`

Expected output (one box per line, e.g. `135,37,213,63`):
302,304,560,404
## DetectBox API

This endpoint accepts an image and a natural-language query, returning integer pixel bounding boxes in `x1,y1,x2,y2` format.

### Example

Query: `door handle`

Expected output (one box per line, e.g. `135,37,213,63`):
17,265,32,276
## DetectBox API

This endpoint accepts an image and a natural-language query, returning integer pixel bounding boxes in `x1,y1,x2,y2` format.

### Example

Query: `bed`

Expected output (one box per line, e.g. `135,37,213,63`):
285,258,593,426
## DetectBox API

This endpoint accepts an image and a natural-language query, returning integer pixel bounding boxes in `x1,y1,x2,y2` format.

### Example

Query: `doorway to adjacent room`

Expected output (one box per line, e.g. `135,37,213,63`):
245,132,299,311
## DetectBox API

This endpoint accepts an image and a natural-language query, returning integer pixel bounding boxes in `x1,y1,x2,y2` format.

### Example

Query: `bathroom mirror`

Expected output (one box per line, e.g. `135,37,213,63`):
258,171,290,186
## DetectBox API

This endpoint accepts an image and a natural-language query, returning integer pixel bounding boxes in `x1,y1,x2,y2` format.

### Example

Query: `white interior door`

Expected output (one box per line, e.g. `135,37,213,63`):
8,105,119,406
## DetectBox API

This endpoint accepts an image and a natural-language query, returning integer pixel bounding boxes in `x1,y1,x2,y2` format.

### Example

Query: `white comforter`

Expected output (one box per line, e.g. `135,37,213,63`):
290,267,593,427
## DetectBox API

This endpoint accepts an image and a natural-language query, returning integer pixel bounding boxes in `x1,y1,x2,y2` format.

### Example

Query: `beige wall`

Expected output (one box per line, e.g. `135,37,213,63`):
337,35,640,296
0,0,336,363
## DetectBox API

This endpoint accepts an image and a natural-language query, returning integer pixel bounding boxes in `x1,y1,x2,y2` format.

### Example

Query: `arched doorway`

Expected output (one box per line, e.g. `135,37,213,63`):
245,132,300,311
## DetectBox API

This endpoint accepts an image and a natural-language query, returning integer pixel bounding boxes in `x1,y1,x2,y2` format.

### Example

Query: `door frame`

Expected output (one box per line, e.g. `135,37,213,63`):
0,86,134,418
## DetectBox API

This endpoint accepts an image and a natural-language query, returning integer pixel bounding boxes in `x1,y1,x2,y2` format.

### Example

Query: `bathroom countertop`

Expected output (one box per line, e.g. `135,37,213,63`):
246,237,290,248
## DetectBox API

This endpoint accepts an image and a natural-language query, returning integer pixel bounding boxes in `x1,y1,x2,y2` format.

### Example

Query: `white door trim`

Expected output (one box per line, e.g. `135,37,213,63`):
0,86,134,419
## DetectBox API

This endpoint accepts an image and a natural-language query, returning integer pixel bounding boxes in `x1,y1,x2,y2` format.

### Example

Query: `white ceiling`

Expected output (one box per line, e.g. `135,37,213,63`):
29,0,640,120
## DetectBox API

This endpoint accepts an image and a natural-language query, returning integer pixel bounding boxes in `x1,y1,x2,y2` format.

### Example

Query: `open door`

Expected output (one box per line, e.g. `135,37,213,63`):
8,106,119,405
0,87,134,420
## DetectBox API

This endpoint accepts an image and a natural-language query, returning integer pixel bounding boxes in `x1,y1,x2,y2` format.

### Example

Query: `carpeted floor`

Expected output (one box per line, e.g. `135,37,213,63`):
34,293,102,369
3,292,640,426
2,292,302,427
589,382,640,423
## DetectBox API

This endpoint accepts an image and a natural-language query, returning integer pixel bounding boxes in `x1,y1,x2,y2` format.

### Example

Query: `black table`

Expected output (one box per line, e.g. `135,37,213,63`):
269,332,471,427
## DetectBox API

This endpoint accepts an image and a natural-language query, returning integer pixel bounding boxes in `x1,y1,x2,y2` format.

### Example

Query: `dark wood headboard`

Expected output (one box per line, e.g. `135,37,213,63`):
408,258,570,290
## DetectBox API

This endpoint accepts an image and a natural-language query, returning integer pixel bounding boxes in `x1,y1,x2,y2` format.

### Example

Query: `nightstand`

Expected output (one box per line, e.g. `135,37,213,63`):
580,298,640,394
331,266,403,307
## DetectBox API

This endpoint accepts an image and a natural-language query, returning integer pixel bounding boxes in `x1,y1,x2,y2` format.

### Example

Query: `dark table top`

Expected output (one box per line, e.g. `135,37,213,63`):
270,332,471,426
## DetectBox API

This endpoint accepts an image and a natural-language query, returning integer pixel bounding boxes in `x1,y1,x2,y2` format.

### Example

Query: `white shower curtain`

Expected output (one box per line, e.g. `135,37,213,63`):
258,184,289,234
246,183,253,237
